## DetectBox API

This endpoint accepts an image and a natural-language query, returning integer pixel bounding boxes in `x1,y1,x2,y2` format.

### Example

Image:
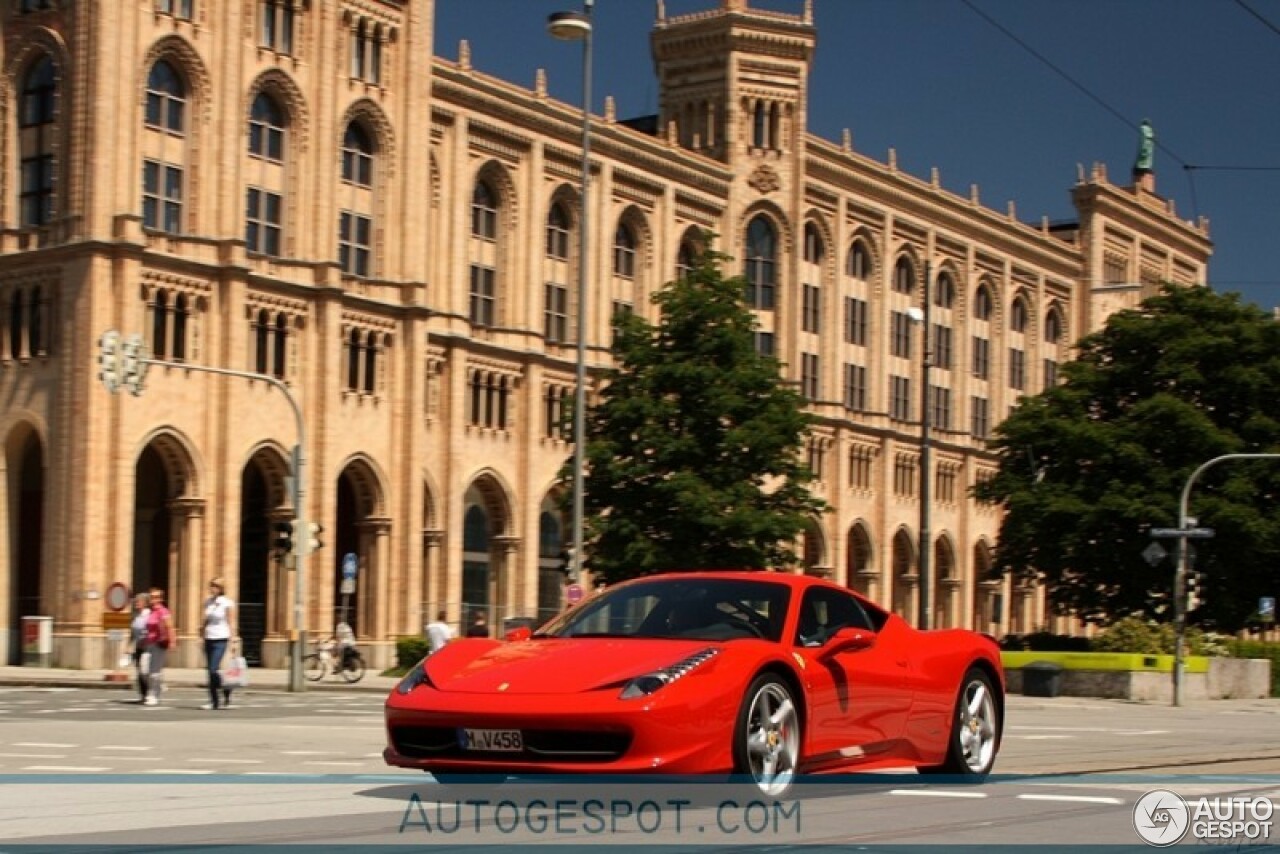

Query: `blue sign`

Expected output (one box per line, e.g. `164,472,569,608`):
342,553,358,580
1261,597,1276,621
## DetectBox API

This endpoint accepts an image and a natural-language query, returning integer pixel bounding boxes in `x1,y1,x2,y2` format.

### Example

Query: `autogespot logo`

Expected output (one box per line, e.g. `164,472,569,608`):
1133,789,1190,847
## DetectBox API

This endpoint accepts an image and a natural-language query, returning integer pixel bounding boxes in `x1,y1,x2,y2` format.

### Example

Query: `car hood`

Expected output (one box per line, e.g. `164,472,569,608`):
426,637,720,695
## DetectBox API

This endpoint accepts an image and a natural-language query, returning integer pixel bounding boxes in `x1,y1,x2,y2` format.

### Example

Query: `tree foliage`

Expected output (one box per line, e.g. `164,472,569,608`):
571,249,828,583
974,285,1280,630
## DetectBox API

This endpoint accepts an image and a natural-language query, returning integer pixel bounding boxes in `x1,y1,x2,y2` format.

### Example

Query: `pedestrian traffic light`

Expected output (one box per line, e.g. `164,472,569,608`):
305,522,324,555
273,521,293,558
98,331,121,393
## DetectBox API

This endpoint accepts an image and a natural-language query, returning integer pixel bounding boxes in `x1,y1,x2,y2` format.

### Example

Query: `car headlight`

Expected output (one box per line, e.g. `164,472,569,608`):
619,648,719,700
396,658,433,695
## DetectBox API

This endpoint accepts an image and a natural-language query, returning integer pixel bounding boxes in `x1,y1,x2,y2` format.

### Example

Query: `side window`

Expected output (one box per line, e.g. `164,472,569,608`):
795,587,873,647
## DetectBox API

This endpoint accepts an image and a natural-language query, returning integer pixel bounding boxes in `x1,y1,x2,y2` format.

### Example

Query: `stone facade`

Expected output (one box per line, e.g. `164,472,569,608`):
0,0,1211,669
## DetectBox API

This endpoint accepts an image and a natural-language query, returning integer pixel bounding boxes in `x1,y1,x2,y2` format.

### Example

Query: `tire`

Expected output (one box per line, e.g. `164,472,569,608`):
303,653,326,682
732,674,801,797
919,667,1000,777
340,652,366,683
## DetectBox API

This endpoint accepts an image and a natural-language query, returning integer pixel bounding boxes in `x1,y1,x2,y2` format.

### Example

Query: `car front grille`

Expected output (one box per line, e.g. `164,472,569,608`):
390,726,632,763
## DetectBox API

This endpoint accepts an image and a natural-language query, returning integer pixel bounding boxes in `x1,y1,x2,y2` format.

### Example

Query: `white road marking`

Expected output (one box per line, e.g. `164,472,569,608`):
97,745,152,751
13,742,77,748
89,756,155,762
145,769,216,775
242,771,326,777
1013,735,1073,740
0,752,66,759
21,765,109,772
1017,794,1125,805
888,789,988,799
188,758,264,765
301,760,366,767
280,749,338,755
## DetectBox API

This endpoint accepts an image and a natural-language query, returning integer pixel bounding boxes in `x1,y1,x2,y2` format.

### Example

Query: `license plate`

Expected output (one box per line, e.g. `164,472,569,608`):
458,727,523,752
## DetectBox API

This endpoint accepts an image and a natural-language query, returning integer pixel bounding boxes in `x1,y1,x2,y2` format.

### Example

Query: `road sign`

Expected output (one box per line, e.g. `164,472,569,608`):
342,552,358,580
1142,542,1168,566
565,583,584,605
1150,527,1215,539
105,582,130,612
1261,597,1276,622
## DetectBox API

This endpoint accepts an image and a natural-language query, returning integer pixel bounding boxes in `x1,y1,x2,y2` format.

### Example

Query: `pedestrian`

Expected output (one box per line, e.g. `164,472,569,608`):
143,587,175,707
425,610,455,653
465,611,489,638
130,592,151,703
201,577,236,710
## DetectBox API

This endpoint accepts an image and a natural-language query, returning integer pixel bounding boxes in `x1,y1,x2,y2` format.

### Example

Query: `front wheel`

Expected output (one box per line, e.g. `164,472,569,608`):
732,675,801,797
919,667,1000,777
303,653,326,682
340,652,366,683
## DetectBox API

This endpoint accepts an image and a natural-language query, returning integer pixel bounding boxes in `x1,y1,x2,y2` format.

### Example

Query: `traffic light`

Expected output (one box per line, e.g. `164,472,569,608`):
1187,570,1204,611
120,333,149,396
273,521,293,558
305,522,324,555
98,331,121,393
561,547,578,582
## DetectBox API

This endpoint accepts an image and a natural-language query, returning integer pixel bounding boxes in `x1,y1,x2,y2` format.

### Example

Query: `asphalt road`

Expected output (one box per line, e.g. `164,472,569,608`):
0,686,1277,849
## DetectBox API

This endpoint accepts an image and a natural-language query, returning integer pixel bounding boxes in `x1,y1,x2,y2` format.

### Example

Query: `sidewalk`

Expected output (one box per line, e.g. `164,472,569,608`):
0,664,400,694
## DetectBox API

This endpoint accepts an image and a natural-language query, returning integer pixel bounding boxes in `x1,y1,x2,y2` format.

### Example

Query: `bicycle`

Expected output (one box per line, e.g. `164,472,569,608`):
302,630,366,683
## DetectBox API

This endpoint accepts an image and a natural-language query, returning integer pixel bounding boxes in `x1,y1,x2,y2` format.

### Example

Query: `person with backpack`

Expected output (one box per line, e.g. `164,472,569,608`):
143,587,175,707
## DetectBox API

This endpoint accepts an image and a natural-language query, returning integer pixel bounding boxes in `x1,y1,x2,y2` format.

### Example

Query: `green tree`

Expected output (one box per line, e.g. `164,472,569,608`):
571,249,828,584
975,284,1280,630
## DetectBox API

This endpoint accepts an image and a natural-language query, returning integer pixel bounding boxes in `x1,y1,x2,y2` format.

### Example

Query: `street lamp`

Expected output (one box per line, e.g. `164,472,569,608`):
907,261,933,630
548,0,594,582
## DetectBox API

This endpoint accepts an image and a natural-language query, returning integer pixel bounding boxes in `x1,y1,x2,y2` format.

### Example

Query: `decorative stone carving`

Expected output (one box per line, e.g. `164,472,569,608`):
747,164,780,194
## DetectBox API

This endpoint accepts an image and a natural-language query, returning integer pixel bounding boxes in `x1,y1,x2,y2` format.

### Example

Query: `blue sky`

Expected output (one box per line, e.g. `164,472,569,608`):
434,0,1280,311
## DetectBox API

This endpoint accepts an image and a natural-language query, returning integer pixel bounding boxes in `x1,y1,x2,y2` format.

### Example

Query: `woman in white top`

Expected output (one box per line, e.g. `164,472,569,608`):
201,577,236,710
130,592,151,702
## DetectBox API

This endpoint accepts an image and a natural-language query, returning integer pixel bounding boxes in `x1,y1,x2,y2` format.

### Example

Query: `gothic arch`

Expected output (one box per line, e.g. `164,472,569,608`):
140,35,214,130
463,467,514,536
134,427,202,498
246,68,310,154
338,97,395,183
334,453,388,518
474,158,518,232
616,203,654,276
739,200,793,256
801,209,834,275
241,440,292,511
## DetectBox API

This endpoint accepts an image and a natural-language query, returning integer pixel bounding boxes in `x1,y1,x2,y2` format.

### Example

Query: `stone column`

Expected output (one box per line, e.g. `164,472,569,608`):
169,497,205,665
422,528,444,628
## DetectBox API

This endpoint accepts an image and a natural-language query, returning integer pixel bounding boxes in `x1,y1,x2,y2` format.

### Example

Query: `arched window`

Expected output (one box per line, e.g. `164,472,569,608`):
676,235,700,280
145,61,186,134
975,284,994,320
546,202,569,259
471,180,497,239
172,293,188,360
613,221,636,278
363,331,377,393
934,272,956,308
341,121,373,186
273,313,288,378
249,93,286,161
9,291,24,359
752,101,768,148
1011,296,1029,332
893,256,915,295
745,216,776,310
19,55,57,227
803,223,824,265
255,309,270,374
347,328,361,390
847,240,871,280
153,291,169,358
1045,307,1063,344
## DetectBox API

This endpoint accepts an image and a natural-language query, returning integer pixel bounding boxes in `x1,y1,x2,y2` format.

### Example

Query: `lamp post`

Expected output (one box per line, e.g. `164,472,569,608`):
908,262,933,630
548,0,594,582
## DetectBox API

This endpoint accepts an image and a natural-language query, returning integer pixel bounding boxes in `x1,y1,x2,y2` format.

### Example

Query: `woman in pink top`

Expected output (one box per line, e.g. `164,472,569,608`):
143,587,175,707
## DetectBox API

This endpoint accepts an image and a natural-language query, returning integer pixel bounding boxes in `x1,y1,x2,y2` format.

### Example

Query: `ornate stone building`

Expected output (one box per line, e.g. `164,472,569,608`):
0,0,1210,668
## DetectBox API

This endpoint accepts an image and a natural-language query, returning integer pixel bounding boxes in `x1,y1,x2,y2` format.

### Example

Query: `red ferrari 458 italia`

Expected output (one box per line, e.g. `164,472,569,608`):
384,571,1004,795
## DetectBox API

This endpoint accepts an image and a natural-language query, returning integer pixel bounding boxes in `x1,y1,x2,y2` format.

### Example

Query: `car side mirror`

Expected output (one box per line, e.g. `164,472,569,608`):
505,626,532,642
823,627,876,656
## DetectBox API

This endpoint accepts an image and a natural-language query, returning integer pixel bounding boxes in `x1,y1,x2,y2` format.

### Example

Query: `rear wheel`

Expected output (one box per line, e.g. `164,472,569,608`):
302,653,326,682
919,667,999,777
340,652,366,683
733,675,800,796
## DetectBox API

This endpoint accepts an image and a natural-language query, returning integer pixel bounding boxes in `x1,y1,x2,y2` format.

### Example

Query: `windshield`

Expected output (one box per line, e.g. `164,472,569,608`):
536,576,791,643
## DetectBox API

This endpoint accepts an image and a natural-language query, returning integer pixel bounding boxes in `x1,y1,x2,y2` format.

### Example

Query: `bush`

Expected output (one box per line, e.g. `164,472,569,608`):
1224,639,1280,698
396,635,430,669
1089,616,1223,656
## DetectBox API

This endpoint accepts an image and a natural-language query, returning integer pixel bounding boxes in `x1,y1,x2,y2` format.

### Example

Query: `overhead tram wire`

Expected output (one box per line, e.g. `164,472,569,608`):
960,0,1203,213
1233,0,1280,39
